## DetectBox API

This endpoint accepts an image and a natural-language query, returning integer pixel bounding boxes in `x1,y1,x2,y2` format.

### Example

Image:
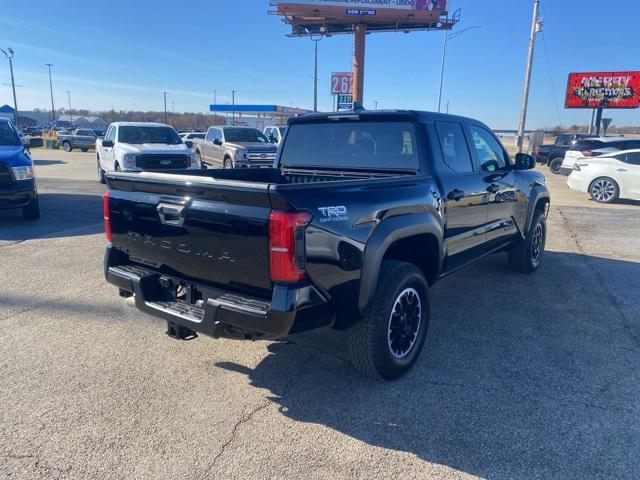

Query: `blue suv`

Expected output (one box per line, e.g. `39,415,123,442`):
0,118,39,219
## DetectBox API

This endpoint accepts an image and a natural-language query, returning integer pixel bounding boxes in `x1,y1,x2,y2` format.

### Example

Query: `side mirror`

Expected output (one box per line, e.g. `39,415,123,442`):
515,153,535,170
184,140,193,149
213,139,222,146
102,140,114,148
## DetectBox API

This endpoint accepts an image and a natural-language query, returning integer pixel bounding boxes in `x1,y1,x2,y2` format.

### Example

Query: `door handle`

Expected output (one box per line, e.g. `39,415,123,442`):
616,168,627,172
486,183,500,193
447,189,465,201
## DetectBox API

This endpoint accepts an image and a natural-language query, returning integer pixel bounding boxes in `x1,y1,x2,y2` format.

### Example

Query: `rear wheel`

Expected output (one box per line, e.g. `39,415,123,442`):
589,177,619,203
81,148,88,152
549,158,563,174
508,209,546,273
62,141,72,152
22,195,40,220
347,261,430,380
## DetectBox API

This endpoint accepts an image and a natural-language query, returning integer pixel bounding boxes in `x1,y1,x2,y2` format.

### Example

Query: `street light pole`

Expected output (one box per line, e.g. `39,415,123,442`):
214,90,217,106
45,64,55,124
163,91,167,124
437,25,481,113
517,0,542,153
0,48,18,124
66,90,71,111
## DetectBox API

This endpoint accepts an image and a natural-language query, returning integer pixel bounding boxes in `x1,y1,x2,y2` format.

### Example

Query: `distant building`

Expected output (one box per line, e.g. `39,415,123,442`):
57,115,108,130
0,105,53,127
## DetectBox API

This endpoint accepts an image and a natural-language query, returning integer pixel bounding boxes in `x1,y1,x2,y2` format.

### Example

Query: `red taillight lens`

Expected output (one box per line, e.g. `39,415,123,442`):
582,150,593,157
573,163,581,171
103,190,112,242
269,210,311,283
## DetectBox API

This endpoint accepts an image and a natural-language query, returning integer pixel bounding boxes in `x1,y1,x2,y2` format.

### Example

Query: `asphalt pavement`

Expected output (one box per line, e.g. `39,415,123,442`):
1,149,639,479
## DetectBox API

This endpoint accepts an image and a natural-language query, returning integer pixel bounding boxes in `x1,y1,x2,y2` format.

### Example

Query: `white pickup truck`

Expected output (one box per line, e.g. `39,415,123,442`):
96,122,200,184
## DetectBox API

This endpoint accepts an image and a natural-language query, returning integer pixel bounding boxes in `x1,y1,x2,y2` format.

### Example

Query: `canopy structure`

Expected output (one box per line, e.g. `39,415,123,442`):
209,104,312,126
270,1,460,105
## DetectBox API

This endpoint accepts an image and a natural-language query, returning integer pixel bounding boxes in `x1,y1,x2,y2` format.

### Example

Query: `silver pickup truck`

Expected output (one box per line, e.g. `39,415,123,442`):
194,126,277,168
58,129,104,152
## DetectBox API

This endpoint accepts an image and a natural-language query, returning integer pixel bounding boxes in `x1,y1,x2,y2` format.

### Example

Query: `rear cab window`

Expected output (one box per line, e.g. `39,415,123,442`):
279,121,421,172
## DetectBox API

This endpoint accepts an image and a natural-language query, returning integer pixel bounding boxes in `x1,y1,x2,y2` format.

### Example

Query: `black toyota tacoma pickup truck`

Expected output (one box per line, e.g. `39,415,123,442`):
103,111,550,380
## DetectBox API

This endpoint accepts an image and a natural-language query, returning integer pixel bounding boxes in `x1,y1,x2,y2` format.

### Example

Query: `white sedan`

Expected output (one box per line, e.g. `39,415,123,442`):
567,149,640,203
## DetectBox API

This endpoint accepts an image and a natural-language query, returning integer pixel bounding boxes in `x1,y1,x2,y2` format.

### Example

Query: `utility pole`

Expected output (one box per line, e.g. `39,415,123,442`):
213,90,217,105
352,23,367,106
516,0,542,153
163,91,167,124
374,101,378,110
0,48,18,125
232,90,236,125
66,90,71,111
313,38,320,112
46,63,55,124
445,100,450,114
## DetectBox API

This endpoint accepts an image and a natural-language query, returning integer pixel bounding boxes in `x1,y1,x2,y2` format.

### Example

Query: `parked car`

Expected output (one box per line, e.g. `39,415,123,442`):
194,126,277,168
0,118,39,219
567,149,640,203
58,128,104,152
534,133,596,174
263,126,287,145
559,137,640,176
102,110,549,380
180,132,205,141
96,122,201,184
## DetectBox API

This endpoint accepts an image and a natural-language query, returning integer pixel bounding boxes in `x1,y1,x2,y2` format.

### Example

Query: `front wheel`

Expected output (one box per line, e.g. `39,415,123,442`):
589,177,619,203
223,157,233,169
97,158,106,184
62,141,72,152
508,209,546,273
549,158,563,174
347,261,430,380
23,195,40,220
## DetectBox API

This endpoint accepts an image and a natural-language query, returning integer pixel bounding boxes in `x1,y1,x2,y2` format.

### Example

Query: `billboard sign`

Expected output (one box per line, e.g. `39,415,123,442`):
565,71,640,109
271,1,449,22
331,72,353,95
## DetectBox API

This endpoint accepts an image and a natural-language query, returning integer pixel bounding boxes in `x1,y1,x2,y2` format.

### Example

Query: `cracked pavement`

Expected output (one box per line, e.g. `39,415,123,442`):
0,150,639,479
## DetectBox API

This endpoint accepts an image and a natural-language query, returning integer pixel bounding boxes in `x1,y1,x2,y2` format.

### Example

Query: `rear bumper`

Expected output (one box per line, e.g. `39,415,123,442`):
104,245,333,339
0,180,36,209
567,174,589,193
559,167,574,176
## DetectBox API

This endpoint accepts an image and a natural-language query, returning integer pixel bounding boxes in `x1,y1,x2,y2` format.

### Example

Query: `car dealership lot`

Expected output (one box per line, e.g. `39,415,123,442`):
1,150,639,479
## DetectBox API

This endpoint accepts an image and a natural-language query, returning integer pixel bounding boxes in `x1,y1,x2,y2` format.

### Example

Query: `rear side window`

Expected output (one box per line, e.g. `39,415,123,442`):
611,140,640,150
624,152,640,165
571,140,604,151
435,122,473,173
280,121,420,171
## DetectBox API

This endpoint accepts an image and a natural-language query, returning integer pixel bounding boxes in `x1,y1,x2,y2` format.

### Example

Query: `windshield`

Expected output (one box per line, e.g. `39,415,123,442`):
0,122,20,146
224,128,269,143
280,121,420,171
118,126,182,145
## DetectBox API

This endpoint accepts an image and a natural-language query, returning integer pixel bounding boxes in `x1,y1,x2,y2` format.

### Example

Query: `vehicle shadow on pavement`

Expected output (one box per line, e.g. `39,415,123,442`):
32,159,66,166
217,251,640,480
0,192,103,241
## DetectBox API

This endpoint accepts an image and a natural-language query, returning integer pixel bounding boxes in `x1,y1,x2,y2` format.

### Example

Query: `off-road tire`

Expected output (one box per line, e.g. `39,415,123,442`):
508,209,546,273
347,261,430,381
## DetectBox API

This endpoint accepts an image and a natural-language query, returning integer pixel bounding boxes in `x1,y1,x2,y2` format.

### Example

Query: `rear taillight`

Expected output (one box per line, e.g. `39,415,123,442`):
269,210,311,283
582,150,593,157
103,190,112,242
573,163,581,171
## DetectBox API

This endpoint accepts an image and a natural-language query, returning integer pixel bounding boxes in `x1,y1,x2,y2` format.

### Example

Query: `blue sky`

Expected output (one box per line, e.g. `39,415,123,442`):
0,0,638,129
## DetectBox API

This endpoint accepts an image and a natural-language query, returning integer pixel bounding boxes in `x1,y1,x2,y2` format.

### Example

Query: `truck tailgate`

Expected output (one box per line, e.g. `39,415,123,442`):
106,172,273,297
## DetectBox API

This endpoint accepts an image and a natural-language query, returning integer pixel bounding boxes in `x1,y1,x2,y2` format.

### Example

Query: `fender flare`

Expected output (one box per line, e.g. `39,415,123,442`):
358,213,443,312
524,186,550,236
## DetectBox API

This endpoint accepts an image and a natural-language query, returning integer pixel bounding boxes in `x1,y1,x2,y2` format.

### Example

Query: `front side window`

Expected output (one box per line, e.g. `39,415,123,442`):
280,121,420,171
468,125,508,171
106,127,116,142
435,121,474,173
0,122,20,146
